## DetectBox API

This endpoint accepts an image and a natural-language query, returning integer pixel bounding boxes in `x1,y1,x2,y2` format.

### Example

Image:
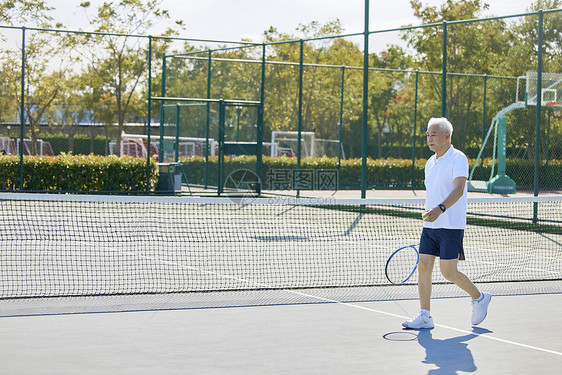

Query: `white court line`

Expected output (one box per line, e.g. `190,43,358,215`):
116,249,562,357
282,288,562,357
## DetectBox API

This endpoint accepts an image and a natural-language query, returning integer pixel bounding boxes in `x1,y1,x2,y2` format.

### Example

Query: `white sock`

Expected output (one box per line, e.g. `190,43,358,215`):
475,293,484,302
420,309,431,318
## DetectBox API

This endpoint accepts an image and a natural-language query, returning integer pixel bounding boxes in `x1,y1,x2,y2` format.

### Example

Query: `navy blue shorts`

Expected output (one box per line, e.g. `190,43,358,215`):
419,228,465,260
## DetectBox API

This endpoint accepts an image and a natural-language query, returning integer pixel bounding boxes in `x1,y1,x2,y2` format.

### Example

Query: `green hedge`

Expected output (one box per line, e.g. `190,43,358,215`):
179,155,562,190
0,154,158,192
3,153,558,192
179,155,427,189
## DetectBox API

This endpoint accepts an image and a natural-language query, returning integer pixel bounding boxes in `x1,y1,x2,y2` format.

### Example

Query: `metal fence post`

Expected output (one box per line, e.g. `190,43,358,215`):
480,74,488,180
411,70,419,188
146,35,153,192
338,66,345,184
441,21,447,118
205,50,212,189
533,10,544,222
361,0,370,198
257,43,266,193
159,53,166,162
534,10,544,197
218,99,225,195
296,39,304,197
19,27,26,191
175,104,180,162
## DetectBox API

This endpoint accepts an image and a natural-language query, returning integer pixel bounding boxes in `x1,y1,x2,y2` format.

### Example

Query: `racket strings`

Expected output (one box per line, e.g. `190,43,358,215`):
385,244,420,285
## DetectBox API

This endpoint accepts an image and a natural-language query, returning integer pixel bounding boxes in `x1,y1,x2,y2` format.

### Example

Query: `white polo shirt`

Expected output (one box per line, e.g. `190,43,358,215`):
424,145,468,229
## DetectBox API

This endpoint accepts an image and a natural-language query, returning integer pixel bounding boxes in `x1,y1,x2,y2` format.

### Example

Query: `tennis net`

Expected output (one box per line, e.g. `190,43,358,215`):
1,193,561,300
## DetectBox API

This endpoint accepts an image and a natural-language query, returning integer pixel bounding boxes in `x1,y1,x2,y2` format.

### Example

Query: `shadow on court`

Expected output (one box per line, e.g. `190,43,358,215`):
416,327,492,374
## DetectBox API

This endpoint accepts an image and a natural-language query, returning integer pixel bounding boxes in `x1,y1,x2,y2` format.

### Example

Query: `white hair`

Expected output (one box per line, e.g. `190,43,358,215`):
427,117,453,136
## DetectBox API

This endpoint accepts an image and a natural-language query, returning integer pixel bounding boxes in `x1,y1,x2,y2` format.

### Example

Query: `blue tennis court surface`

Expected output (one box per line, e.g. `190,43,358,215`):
1,192,561,373
0,281,561,374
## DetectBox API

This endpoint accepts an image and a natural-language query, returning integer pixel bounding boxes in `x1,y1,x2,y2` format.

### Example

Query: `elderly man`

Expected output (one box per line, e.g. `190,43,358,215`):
402,117,491,329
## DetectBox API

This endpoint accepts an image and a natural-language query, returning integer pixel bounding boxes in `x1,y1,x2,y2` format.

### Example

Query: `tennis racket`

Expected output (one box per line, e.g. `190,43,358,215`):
385,244,419,284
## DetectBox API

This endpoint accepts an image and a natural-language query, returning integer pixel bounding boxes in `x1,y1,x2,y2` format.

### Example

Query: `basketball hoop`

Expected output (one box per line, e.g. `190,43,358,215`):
546,101,562,118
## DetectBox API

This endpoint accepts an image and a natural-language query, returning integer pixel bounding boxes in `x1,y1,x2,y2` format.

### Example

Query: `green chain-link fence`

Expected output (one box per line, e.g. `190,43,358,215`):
1,7,561,193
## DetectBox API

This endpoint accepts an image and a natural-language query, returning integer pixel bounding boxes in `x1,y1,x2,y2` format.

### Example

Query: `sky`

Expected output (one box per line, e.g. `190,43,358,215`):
46,0,539,45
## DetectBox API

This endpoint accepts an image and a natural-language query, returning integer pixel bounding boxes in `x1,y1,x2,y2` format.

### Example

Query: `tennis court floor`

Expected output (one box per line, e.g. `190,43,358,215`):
2,189,560,373
1,281,561,374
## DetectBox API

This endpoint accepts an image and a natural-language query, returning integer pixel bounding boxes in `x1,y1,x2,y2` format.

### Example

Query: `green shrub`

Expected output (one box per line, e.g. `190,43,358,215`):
4,154,557,192
0,154,158,192
178,155,427,189
178,155,562,190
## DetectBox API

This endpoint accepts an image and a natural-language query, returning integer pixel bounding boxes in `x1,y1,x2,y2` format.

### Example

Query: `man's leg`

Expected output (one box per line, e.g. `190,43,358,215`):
418,254,437,310
402,254,436,329
440,259,480,299
440,259,492,325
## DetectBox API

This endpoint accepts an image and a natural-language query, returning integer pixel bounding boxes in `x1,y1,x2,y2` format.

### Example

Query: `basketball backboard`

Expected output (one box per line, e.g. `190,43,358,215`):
525,72,562,107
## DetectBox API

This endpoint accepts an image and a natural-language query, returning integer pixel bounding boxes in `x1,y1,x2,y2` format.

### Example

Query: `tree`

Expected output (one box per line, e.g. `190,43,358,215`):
0,0,52,25
501,0,562,160
77,0,184,155
1,27,78,154
259,21,366,152
502,0,562,76
403,0,511,150
369,46,413,158
0,0,55,142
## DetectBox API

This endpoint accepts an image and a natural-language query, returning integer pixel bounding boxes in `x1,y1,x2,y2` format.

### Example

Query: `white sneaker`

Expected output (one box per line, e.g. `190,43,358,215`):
402,312,434,329
471,293,492,325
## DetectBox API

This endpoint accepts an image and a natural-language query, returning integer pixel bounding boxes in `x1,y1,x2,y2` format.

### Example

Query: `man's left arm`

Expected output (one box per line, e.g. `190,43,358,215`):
440,176,467,210
423,177,466,222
